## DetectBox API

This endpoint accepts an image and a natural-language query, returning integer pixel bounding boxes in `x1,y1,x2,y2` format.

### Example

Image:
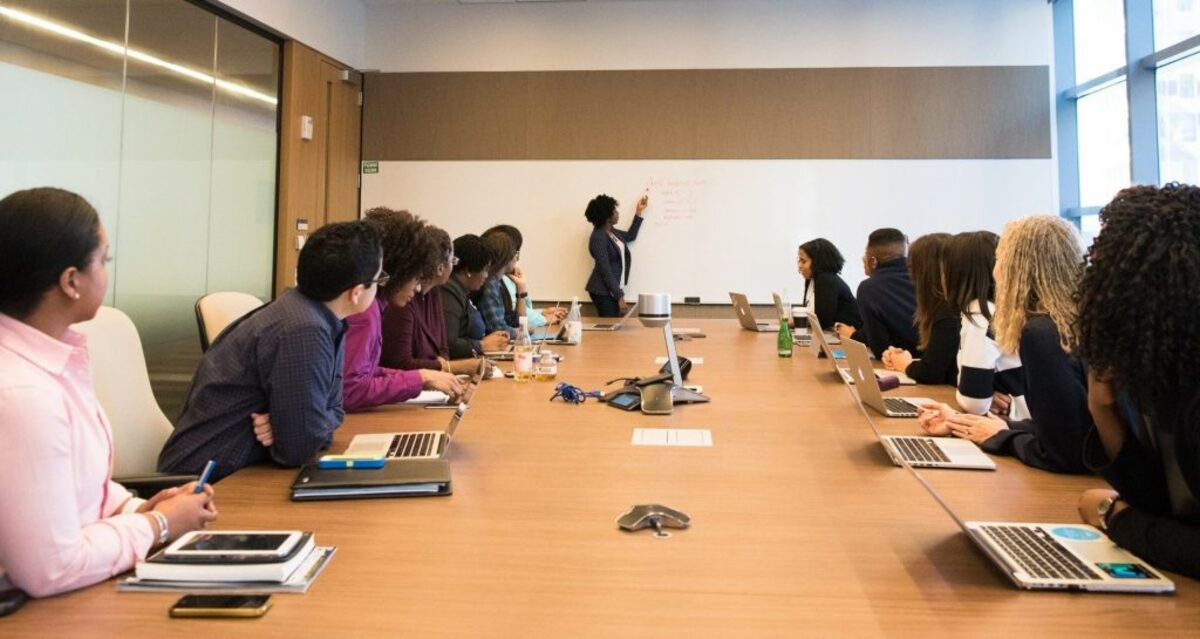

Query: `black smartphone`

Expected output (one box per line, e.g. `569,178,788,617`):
606,392,641,410
169,594,272,618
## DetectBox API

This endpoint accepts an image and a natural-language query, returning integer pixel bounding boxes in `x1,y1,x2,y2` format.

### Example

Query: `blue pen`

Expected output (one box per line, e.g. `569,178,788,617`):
194,460,216,493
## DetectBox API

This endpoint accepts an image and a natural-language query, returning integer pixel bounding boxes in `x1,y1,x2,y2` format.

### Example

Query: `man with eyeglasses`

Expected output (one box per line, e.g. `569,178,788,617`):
158,220,387,481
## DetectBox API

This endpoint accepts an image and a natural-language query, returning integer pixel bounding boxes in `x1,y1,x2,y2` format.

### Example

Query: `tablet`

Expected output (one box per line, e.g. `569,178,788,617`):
164,531,303,559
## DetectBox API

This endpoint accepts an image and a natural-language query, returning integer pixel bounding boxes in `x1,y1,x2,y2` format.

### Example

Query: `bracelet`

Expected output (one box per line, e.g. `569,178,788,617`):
148,510,170,545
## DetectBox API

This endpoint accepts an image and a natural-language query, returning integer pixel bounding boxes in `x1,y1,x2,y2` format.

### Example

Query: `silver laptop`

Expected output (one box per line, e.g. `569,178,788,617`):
806,310,854,383
583,302,638,331
344,361,485,461
840,337,933,418
484,327,563,361
900,451,1173,592
729,292,778,332
849,378,995,471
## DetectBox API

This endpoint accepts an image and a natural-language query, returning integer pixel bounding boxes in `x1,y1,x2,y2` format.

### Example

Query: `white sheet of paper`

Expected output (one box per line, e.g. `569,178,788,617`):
655,356,703,364
632,428,713,447
404,390,449,405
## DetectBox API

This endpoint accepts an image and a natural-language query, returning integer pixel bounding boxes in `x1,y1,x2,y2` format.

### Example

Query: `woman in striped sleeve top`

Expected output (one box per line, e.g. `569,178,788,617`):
918,218,1091,474
940,231,1029,419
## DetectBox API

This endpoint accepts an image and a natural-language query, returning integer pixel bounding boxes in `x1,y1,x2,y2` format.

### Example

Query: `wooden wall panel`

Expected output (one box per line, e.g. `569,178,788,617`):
362,66,1050,161
275,42,361,295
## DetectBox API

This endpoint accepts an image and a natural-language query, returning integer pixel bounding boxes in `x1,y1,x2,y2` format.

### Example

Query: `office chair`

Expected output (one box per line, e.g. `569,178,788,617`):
73,306,195,496
195,291,264,352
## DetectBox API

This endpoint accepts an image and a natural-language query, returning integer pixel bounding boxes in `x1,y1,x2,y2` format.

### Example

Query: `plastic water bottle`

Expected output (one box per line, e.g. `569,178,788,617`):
565,296,583,344
777,311,794,358
513,316,535,382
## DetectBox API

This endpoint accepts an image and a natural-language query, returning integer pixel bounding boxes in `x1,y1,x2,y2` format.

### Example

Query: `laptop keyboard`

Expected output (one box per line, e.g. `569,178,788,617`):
884,398,919,415
386,432,437,458
892,437,950,464
979,525,1101,581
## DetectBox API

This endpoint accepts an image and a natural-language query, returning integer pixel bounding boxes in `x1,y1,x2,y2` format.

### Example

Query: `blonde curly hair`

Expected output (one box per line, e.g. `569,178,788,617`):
992,215,1083,354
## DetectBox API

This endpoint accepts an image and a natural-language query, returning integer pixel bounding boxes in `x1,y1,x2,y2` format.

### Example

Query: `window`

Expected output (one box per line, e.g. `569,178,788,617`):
1079,213,1101,251
1074,0,1127,82
1155,0,1200,50
1077,82,1132,206
1158,53,1200,184
1059,1,1200,222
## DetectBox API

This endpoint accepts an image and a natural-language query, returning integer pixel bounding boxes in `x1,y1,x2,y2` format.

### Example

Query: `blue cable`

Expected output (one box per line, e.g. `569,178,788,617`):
550,382,602,404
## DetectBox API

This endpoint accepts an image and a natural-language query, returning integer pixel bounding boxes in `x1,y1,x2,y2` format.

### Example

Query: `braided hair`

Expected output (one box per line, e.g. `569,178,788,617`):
1075,183,1200,416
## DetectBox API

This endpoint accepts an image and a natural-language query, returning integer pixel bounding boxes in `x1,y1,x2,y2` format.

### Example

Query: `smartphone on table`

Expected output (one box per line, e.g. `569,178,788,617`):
169,594,272,618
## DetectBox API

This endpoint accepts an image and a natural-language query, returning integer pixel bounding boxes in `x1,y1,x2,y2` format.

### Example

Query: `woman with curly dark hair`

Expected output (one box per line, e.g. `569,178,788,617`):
380,226,494,377
341,207,465,412
1073,183,1200,578
797,238,861,332
584,192,648,317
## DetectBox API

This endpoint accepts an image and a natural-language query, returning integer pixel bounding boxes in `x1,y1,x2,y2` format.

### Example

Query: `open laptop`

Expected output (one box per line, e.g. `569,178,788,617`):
806,310,855,384
729,292,779,332
343,360,485,461
583,302,638,331
898,448,1173,591
840,337,933,418
848,376,995,470
808,310,915,385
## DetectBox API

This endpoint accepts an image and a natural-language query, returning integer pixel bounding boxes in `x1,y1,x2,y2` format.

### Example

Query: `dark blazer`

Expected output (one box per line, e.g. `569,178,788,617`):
980,315,1090,474
440,277,477,360
904,305,959,385
585,216,643,299
804,272,862,331
1086,391,1200,578
855,257,920,357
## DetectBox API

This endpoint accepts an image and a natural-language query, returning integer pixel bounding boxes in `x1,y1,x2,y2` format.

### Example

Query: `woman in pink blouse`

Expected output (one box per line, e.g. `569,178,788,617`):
0,188,216,598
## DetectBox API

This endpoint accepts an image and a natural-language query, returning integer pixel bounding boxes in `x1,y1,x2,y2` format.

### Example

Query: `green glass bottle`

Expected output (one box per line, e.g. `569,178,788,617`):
777,315,794,358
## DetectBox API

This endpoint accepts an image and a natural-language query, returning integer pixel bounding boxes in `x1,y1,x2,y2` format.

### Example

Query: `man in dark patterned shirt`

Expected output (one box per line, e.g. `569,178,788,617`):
158,221,384,482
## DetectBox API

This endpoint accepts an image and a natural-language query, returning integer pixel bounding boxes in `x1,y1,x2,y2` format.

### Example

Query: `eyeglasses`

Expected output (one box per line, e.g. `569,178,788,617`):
366,271,391,288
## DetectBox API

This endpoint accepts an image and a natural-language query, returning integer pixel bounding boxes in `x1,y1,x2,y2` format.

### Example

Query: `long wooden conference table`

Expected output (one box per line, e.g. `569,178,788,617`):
5,319,1197,637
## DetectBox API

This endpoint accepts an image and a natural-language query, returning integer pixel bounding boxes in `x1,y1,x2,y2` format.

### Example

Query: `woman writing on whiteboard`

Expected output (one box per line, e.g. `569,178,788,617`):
584,192,648,317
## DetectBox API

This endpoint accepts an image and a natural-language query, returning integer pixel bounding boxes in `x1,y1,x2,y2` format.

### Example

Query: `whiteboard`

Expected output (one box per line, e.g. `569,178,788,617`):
362,160,1055,304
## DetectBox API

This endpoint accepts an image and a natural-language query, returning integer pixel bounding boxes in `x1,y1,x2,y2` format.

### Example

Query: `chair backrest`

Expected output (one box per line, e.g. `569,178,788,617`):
72,306,174,477
195,291,264,351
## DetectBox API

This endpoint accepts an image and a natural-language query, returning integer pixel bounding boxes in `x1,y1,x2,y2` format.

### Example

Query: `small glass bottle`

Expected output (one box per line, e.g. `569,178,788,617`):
777,312,794,358
565,296,582,344
535,351,558,381
513,317,535,382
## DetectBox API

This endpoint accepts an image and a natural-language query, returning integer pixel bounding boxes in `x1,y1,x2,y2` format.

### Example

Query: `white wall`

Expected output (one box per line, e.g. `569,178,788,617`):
364,0,1052,72
220,0,367,68
359,0,1058,302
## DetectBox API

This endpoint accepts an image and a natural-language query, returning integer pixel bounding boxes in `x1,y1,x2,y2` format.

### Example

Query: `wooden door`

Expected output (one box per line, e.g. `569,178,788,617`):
275,42,361,296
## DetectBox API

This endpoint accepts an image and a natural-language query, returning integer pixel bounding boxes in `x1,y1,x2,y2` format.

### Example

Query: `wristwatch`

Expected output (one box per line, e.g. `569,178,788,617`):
516,291,528,299
1097,494,1122,531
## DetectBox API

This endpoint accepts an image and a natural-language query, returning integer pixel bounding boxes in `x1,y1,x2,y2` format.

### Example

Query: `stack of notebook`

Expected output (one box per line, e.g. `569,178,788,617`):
119,531,335,593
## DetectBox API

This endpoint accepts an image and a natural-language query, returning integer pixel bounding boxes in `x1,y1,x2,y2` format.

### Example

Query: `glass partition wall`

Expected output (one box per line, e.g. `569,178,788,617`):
0,0,279,420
